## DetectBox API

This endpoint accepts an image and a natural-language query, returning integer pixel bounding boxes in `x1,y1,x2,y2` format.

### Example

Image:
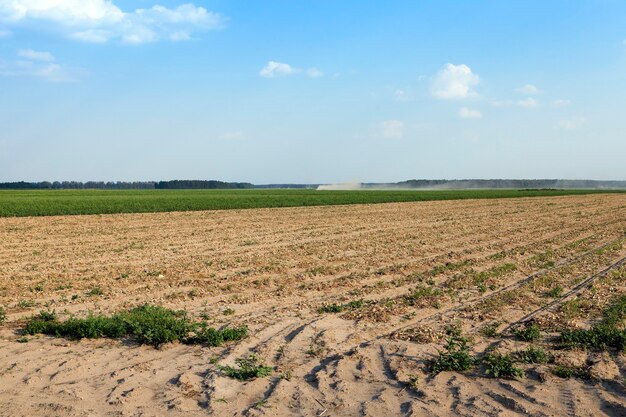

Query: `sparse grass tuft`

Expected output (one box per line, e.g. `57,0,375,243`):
546,286,564,298
0,306,6,325
484,352,524,379
218,353,272,380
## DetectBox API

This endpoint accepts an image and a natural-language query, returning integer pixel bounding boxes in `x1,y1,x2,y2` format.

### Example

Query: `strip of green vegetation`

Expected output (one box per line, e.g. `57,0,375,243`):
558,295,626,351
23,305,248,348
318,299,364,314
0,189,622,217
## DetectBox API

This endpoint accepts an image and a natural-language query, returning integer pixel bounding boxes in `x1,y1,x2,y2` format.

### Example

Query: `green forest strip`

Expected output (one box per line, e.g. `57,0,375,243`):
0,189,624,218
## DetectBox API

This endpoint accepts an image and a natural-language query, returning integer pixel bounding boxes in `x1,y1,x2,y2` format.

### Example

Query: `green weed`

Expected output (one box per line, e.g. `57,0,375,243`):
219,354,272,380
484,352,524,379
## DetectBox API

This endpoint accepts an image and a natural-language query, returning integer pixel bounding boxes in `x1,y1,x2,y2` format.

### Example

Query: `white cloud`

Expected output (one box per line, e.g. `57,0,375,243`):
18,48,54,61
515,84,541,95
459,107,482,119
0,1,224,44
379,120,404,139
558,117,586,130
518,97,538,108
552,99,571,108
306,67,323,78
431,63,479,100
260,61,298,78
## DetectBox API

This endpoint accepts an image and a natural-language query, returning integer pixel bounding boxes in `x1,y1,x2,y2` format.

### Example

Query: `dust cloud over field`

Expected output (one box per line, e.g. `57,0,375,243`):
1,194,625,416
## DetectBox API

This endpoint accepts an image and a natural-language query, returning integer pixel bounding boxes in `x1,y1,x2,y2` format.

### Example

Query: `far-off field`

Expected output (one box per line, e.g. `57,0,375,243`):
1,194,625,416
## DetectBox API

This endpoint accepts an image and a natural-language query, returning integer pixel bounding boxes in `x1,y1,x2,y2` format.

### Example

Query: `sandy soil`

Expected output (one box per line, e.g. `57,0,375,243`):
0,194,625,416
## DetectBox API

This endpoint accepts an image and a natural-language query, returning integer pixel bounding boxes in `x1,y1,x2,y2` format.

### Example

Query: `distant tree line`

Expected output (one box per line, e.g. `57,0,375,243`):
0,180,253,190
155,180,253,189
0,181,156,189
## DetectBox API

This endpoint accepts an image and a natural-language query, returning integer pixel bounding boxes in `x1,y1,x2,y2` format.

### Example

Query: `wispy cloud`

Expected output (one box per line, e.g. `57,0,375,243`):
0,50,79,82
431,63,479,100
459,107,482,119
558,117,586,130
17,49,54,62
379,120,404,139
306,67,323,78
517,97,539,108
0,1,225,44
552,99,571,108
515,84,541,95
393,89,413,102
260,61,298,78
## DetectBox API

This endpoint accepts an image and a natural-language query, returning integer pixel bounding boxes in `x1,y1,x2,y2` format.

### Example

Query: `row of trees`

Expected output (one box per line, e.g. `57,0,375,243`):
0,180,254,190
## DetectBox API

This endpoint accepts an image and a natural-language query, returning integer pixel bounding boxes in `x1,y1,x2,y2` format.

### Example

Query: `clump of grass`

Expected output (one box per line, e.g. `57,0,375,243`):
514,346,549,364
513,322,541,342
558,295,626,351
219,354,272,380
222,308,235,316
16,337,29,343
23,304,248,348
431,336,476,374
318,299,364,314
546,286,564,298
0,306,6,325
484,352,524,379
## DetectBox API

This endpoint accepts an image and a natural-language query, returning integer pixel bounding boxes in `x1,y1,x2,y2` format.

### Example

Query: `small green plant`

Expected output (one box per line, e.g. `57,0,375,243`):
546,286,564,298
222,308,235,316
317,299,364,314
0,307,6,325
484,352,524,379
406,286,442,307
17,300,36,309
219,354,272,380
16,337,29,343
514,346,549,364
431,336,476,374
31,284,44,293
86,287,103,297
407,374,419,388
482,322,501,338
513,322,541,342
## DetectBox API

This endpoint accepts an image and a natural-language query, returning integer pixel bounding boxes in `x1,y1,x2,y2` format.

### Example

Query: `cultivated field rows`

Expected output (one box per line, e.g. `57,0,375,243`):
0,194,625,416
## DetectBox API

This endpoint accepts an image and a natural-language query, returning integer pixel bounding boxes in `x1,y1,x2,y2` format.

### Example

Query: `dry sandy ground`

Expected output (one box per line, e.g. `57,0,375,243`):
0,194,625,416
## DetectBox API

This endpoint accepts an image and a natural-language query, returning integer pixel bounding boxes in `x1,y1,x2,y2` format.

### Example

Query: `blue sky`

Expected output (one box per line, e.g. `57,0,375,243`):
0,1,625,183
